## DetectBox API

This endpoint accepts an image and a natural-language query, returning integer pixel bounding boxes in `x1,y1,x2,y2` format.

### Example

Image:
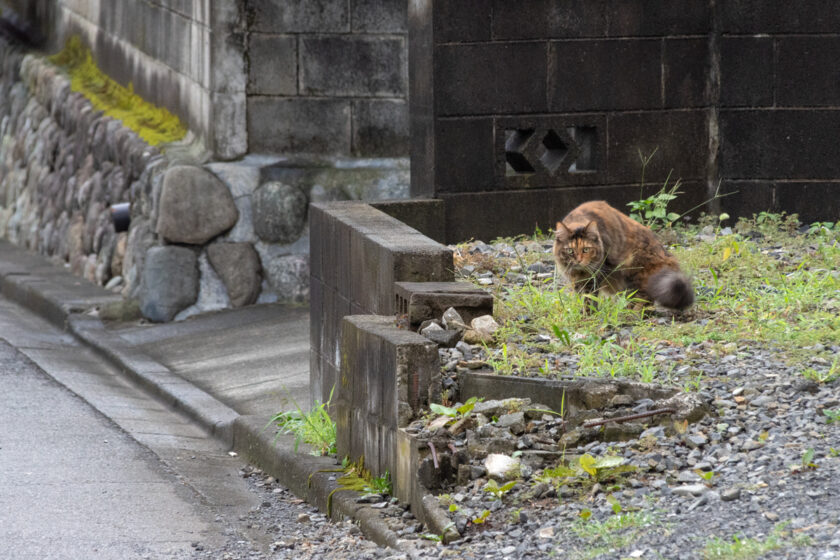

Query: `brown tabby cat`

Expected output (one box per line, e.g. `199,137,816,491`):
553,201,694,310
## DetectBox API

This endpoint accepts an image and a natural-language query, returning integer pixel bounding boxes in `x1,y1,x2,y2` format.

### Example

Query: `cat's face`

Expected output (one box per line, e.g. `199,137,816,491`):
553,221,603,271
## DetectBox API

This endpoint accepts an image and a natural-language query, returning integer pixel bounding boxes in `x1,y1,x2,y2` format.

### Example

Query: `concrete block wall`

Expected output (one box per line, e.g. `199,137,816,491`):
309,201,453,408
410,0,840,243
247,0,409,157
338,315,437,478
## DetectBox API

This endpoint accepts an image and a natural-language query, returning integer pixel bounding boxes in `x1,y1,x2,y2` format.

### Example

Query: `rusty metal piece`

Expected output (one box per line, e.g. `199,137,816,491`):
428,441,439,469
581,407,676,429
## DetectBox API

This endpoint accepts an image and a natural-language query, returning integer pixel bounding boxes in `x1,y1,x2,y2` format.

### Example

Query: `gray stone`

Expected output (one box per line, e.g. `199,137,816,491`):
174,252,232,321
442,307,466,331
252,181,308,244
156,165,238,245
497,411,526,435
673,484,708,498
262,254,310,304
423,329,462,348
140,246,199,322
721,487,741,502
207,242,262,308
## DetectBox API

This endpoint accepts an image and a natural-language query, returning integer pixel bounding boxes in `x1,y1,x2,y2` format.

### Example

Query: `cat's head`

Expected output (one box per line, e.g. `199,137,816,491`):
553,221,603,271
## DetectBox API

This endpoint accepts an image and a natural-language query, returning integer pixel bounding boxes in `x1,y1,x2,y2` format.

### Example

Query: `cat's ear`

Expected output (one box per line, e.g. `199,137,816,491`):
583,221,599,234
555,222,571,238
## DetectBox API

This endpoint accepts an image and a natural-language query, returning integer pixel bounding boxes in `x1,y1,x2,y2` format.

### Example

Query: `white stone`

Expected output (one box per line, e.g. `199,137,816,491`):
484,454,520,481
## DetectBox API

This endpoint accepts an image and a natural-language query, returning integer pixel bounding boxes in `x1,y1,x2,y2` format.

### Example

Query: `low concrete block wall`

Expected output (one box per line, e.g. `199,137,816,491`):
338,315,437,478
309,201,454,407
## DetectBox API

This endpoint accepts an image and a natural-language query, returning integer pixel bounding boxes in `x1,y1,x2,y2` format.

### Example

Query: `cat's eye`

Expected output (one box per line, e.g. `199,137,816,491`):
565,248,574,254
582,247,590,253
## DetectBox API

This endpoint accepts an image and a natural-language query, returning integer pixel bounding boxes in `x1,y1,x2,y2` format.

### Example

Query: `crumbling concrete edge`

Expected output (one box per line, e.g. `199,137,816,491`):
233,414,405,551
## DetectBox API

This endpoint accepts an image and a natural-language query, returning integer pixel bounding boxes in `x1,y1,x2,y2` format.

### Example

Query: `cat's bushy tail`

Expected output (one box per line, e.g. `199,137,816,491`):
647,268,694,310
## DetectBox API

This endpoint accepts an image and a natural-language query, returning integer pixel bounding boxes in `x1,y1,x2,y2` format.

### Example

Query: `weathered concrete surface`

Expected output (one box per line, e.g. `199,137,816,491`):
0,236,404,551
338,315,438,485
114,304,311,417
0,337,240,558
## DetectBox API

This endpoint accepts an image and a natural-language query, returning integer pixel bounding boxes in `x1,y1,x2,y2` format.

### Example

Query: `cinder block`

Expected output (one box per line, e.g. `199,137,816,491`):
351,0,407,33
362,421,382,476
433,0,491,43
247,97,351,154
309,206,325,282
720,37,773,107
720,0,840,34
719,182,775,220
435,43,548,116
250,0,349,33
309,277,323,350
437,186,650,243
720,110,840,179
309,350,324,409
372,199,447,244
607,1,710,36
248,34,296,95
776,37,840,107
394,282,493,327
548,39,660,112
492,0,606,40
340,315,438,427
775,182,840,223
663,39,709,109
333,401,352,460
300,36,406,97
607,110,708,183
351,99,409,157
434,117,495,194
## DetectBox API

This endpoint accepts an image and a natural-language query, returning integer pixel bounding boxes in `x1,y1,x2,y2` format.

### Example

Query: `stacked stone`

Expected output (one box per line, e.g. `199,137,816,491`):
0,39,407,322
0,43,158,297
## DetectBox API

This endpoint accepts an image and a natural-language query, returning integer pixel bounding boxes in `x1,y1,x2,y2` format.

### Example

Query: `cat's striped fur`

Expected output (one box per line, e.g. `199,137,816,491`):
553,201,694,310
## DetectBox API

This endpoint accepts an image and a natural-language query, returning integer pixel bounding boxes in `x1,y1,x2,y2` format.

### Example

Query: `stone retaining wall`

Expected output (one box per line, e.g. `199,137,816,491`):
0,39,409,322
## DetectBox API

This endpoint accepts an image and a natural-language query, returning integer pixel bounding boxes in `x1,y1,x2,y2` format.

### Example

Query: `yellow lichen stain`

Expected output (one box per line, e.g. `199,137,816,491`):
48,36,187,146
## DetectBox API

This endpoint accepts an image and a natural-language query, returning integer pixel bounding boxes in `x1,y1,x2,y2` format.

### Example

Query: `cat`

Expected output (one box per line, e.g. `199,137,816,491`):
553,200,694,310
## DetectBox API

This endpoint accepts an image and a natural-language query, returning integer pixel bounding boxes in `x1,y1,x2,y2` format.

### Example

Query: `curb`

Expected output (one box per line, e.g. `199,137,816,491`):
0,246,406,551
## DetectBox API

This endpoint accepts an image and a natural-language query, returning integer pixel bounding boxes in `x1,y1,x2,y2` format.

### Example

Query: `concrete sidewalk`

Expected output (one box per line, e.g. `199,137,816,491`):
0,240,403,550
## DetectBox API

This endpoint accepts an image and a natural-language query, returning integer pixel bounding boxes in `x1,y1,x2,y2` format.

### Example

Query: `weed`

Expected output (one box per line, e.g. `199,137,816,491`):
802,356,840,384
472,509,491,524
323,457,390,515
702,522,808,559
428,396,482,429
572,511,659,558
365,471,393,496
823,409,840,424
483,479,517,501
627,170,683,229
537,454,636,495
267,387,336,456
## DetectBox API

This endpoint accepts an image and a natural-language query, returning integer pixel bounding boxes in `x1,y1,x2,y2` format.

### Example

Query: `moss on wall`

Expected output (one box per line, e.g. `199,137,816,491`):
49,36,187,146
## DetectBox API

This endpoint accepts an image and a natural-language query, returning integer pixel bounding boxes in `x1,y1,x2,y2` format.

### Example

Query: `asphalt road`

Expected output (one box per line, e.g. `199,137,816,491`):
0,295,276,559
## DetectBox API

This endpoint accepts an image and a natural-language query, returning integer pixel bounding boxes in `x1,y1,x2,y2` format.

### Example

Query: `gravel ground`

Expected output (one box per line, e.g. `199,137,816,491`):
198,232,840,560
